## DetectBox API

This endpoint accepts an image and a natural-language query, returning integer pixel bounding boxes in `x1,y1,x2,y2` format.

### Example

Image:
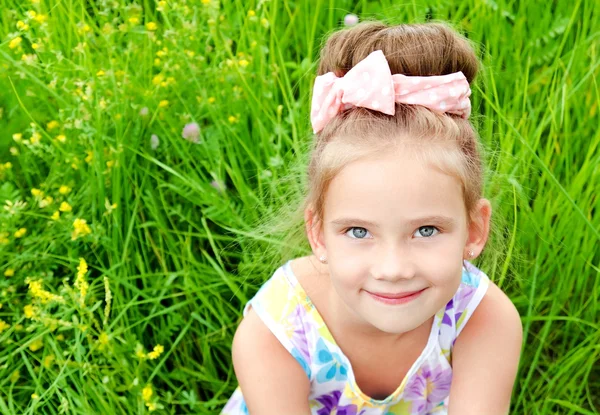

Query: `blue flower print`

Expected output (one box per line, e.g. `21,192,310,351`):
291,346,312,379
240,399,249,414
315,338,348,383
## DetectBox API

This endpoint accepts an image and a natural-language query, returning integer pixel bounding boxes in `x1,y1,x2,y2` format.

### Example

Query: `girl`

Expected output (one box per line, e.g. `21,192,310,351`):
221,20,523,415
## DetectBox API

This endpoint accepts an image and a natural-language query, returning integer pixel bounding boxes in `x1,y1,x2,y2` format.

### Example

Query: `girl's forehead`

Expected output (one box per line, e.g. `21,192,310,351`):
324,152,467,223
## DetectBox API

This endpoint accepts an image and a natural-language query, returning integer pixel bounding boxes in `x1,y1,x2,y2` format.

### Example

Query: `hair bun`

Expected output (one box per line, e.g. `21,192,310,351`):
317,21,480,84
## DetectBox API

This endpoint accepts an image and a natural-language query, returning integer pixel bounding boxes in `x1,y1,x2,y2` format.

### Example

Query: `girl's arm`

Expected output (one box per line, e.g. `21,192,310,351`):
232,307,312,415
447,282,523,415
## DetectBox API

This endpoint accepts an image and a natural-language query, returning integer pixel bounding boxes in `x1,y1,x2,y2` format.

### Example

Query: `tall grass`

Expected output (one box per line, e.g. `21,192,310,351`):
0,0,598,413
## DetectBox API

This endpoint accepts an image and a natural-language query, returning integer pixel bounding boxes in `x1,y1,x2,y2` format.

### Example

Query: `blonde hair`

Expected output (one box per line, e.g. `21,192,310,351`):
308,20,484,228
238,20,497,279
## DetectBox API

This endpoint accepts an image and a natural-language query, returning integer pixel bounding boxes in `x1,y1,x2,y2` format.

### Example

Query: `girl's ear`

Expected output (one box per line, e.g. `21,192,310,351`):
305,207,327,259
464,198,492,259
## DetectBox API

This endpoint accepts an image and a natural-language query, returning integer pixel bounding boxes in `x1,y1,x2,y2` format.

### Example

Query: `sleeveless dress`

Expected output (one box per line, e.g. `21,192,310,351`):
221,259,490,415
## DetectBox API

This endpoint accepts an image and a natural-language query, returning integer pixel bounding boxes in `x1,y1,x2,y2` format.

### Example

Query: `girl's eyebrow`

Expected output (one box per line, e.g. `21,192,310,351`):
330,215,456,229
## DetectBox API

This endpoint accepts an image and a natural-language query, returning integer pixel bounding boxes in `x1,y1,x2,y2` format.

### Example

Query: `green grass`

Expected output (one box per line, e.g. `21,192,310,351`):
0,0,598,413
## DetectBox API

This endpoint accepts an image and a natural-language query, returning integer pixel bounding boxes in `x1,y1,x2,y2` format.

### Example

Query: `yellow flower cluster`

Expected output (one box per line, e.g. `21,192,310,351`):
0,319,9,333
14,228,27,238
24,304,39,318
71,218,92,240
29,337,43,352
27,278,65,304
75,258,89,306
135,343,165,360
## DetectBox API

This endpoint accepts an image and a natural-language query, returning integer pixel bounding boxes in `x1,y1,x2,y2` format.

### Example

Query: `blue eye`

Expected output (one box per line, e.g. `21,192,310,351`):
344,227,370,239
414,226,439,238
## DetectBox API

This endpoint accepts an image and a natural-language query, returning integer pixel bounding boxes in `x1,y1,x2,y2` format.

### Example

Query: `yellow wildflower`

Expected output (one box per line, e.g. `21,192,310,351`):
228,115,238,123
29,337,44,352
147,344,164,360
142,385,153,401
28,279,65,304
207,96,215,104
96,70,105,77
59,185,71,195
135,343,146,359
9,37,22,49
30,132,41,145
55,134,66,143
13,133,23,142
56,334,64,341
32,43,40,50
146,402,157,411
74,257,89,306
97,332,110,349
59,202,72,212
146,22,158,31
106,160,115,169
46,120,60,130
128,16,140,25
31,188,43,197
152,74,164,85
10,147,19,155
261,18,269,28
238,59,249,68
33,14,47,24
85,150,93,163
24,304,39,318
71,218,92,240
201,0,210,3
0,320,9,333
51,210,60,221
4,269,14,277
248,10,256,17
157,1,167,11
14,228,27,238
26,10,37,19
17,21,29,30
43,354,55,368
31,393,39,400
158,100,169,108
39,196,53,208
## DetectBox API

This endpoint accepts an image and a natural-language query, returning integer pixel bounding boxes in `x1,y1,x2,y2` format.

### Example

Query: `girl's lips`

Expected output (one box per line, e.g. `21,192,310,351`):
366,288,426,305
368,289,424,299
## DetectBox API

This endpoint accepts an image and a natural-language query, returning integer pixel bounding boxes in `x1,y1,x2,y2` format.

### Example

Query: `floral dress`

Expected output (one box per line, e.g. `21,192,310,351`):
221,260,490,415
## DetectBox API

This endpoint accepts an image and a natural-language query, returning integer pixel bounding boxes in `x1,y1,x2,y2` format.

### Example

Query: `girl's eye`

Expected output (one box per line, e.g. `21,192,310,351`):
414,226,439,238
344,227,371,239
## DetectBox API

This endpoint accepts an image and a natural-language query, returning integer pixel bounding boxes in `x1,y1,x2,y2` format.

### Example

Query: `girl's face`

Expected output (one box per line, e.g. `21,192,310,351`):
318,149,472,337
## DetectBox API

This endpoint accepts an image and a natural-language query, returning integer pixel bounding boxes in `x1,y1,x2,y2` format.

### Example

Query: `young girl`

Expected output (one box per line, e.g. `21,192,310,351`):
221,20,522,415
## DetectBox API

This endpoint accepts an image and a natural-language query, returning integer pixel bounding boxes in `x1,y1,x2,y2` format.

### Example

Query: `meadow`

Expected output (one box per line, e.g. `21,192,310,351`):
0,0,598,413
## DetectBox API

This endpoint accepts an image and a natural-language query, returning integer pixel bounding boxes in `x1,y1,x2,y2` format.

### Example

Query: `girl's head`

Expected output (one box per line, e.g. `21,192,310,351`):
301,20,493,335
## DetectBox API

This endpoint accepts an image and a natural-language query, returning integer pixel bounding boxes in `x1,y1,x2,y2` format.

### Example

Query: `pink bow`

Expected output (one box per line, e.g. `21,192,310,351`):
310,50,472,134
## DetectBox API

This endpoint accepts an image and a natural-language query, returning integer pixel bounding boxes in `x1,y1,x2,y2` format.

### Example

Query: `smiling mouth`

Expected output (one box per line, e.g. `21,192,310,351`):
366,289,426,299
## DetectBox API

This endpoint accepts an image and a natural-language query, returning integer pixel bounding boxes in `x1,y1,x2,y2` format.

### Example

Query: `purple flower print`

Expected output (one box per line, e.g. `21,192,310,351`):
316,390,362,415
454,285,476,326
288,304,310,364
403,363,452,414
442,298,454,327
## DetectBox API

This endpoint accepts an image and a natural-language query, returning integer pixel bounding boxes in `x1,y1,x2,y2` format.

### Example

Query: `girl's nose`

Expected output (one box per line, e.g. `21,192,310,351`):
372,244,416,282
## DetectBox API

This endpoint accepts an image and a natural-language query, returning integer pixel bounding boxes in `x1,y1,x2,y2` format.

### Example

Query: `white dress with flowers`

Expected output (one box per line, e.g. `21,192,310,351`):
221,259,490,415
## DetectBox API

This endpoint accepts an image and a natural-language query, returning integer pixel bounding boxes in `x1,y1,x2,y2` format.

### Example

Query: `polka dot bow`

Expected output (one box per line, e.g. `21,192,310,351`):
310,49,472,134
